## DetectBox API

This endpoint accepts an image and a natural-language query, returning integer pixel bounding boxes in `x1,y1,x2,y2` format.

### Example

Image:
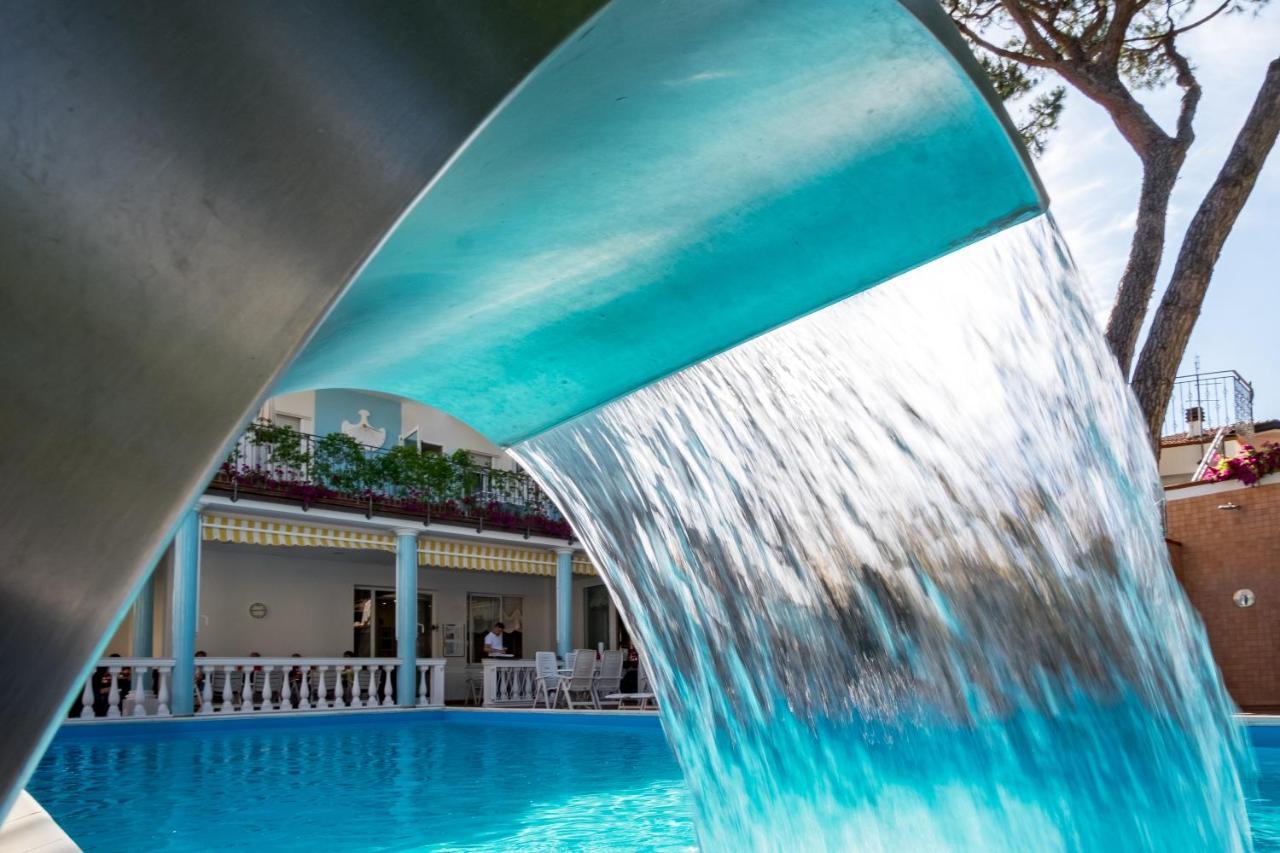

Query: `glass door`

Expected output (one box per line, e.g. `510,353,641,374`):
468,594,501,663
584,584,610,651
373,591,396,657
417,595,433,658
354,587,435,658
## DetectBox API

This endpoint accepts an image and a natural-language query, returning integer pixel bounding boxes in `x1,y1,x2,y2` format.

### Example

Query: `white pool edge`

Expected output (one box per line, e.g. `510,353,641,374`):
0,791,78,853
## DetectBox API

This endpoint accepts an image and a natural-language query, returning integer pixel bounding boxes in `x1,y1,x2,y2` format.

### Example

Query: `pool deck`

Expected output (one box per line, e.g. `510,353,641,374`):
0,792,78,853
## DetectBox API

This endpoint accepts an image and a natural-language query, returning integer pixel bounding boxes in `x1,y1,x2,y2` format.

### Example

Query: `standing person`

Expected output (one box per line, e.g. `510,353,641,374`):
483,622,509,657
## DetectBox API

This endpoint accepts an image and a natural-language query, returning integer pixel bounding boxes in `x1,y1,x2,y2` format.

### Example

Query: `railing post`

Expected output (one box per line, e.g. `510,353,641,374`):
431,662,445,708
482,661,497,707
170,510,201,716
394,529,418,708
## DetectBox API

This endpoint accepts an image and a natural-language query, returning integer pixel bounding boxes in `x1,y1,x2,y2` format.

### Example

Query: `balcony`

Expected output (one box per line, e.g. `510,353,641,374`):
1162,370,1254,438
209,421,573,539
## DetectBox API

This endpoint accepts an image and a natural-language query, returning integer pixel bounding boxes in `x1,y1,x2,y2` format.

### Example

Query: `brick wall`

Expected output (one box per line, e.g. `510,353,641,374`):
1166,479,1280,710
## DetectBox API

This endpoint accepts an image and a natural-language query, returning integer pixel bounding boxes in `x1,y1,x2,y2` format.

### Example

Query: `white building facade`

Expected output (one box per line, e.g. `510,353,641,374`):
96,389,626,710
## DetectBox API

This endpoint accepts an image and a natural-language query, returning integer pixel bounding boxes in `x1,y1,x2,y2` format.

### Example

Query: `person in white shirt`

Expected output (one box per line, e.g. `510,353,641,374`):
483,622,508,657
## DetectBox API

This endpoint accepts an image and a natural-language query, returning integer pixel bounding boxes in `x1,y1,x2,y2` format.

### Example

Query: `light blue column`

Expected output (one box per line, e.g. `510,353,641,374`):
395,529,418,707
556,548,573,658
169,510,201,716
130,573,155,658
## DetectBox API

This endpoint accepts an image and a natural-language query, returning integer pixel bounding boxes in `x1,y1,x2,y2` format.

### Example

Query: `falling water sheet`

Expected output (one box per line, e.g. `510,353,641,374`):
513,216,1252,851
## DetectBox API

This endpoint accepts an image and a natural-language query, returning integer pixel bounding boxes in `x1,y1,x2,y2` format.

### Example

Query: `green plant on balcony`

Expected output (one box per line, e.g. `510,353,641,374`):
218,422,572,537
246,420,310,474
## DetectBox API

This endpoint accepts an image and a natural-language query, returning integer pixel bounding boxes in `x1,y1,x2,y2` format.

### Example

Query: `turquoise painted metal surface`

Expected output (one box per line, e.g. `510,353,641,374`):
280,0,1046,445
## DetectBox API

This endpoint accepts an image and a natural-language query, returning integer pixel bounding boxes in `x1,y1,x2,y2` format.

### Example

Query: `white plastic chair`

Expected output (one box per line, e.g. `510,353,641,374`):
555,649,598,709
593,650,625,708
605,659,656,710
532,651,561,708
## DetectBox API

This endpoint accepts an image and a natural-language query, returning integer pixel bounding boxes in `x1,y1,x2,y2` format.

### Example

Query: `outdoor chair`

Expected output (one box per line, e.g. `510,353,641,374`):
532,651,561,709
464,675,482,706
555,649,598,710
210,669,229,711
593,650,625,708
605,659,656,710
267,669,285,706
356,668,374,705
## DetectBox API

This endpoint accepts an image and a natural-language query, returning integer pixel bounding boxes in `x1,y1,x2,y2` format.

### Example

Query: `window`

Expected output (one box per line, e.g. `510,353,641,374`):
584,585,610,652
468,593,523,662
421,442,444,455
273,413,303,432
353,587,433,657
466,451,493,468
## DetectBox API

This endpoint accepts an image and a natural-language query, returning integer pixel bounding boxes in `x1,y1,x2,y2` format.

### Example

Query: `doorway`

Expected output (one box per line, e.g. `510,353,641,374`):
353,587,434,657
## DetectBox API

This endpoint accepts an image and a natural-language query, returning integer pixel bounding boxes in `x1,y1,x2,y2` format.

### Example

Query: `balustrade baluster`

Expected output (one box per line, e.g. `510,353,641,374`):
382,664,395,707
297,666,311,711
106,667,121,718
327,665,340,709
222,665,235,712
278,665,290,712
79,675,94,719
417,666,428,707
368,666,379,706
199,666,212,715
131,666,149,717
239,668,254,713
157,667,171,717
352,665,364,708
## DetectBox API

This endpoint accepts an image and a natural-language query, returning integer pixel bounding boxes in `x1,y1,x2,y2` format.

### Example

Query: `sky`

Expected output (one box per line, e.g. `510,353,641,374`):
1032,3,1280,419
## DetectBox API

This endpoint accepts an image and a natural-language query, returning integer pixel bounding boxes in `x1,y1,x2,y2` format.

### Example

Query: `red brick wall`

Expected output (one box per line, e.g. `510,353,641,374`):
1166,480,1280,710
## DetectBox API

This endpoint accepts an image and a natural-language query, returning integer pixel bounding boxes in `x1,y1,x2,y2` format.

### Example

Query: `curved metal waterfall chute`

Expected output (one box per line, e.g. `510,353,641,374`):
0,0,1043,816
280,0,1046,445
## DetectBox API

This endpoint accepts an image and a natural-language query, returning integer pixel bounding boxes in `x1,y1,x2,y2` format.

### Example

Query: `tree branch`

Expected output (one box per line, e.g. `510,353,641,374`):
1123,0,1233,42
1100,0,1141,64
951,19,1058,68
1163,37,1201,146
1001,0,1067,61
1131,57,1280,446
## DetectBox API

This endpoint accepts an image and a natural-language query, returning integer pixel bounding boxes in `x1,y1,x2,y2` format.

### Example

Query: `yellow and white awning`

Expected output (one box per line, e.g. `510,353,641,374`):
418,538,596,576
201,515,395,552
201,514,596,575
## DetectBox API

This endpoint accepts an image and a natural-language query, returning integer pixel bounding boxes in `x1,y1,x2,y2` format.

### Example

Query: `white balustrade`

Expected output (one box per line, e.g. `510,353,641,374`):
74,658,176,720
480,660,539,707
381,664,396,707
74,657,446,720
416,661,446,707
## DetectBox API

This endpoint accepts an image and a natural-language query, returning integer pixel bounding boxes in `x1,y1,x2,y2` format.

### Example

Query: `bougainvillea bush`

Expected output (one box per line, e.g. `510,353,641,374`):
1202,442,1280,486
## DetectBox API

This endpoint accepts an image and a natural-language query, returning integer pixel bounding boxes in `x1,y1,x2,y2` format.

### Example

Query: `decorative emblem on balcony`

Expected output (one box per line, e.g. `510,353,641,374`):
341,409,387,449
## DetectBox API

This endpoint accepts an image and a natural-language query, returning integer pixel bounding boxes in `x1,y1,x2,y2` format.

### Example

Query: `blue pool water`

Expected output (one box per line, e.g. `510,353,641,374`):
26,713,1280,851
28,712,694,852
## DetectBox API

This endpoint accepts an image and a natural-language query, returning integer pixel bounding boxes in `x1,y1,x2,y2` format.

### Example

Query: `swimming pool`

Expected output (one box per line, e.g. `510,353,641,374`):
25,713,1280,851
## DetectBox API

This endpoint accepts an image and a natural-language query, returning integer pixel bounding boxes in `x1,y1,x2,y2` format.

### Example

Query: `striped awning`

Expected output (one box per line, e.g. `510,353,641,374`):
201,515,395,551
201,514,596,575
418,538,596,576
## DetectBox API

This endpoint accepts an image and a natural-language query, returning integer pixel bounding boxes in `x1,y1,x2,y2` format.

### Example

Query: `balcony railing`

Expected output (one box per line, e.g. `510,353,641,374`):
210,422,572,538
1162,370,1253,438
72,657,446,720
